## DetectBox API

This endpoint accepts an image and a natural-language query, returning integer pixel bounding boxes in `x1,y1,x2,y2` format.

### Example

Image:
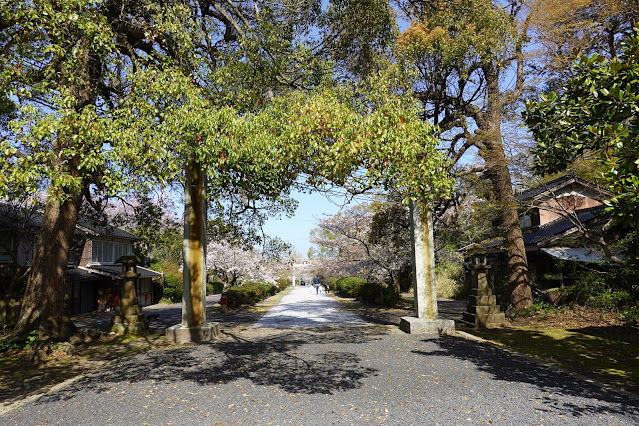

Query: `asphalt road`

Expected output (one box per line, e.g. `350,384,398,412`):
3,286,638,425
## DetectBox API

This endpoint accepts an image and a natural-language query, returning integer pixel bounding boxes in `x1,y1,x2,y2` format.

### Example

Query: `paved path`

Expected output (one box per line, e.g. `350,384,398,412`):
3,288,639,425
254,285,370,329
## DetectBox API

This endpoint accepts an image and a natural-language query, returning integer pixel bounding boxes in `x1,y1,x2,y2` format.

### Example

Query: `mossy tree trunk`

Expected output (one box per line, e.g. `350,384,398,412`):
479,64,532,312
14,189,82,340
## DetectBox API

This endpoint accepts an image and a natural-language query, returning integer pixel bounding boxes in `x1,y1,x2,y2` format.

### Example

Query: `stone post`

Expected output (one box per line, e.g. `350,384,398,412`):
399,201,455,334
463,261,505,328
110,255,148,334
166,159,220,343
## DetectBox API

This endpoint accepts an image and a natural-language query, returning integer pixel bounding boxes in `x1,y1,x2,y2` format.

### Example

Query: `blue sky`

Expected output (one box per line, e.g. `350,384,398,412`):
262,189,368,258
260,10,413,258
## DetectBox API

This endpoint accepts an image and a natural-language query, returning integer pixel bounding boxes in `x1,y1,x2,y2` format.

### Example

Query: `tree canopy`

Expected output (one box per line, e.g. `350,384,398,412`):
393,0,533,311
0,0,454,338
525,29,639,253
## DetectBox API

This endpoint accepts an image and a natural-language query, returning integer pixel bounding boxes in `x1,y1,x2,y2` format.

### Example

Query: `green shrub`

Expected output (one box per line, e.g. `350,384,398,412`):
276,277,291,290
222,281,279,309
243,280,277,297
334,276,366,297
565,269,638,310
563,272,606,305
224,286,260,308
436,262,468,299
589,289,632,311
621,306,639,322
207,279,224,294
161,273,183,303
510,300,562,319
354,282,399,307
1,330,39,352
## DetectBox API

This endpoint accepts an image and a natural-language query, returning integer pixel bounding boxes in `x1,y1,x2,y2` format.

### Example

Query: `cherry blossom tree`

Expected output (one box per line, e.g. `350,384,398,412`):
206,239,291,287
310,201,411,293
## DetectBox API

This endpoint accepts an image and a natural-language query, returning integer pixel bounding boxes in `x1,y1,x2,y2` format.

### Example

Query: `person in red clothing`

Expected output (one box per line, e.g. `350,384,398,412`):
106,289,120,311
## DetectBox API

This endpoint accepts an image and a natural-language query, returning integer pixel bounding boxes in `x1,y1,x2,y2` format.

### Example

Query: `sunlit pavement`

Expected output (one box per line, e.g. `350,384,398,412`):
253,285,370,329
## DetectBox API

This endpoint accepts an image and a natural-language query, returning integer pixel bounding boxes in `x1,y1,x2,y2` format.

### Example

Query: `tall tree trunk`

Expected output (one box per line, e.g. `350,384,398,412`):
479,64,532,313
391,270,401,295
14,192,82,340
13,22,97,340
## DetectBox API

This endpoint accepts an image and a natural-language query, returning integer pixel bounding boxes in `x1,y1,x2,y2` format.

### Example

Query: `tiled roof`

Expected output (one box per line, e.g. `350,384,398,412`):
467,206,606,251
522,206,604,244
65,267,104,282
0,200,138,241
515,172,611,202
84,264,162,279
75,219,139,241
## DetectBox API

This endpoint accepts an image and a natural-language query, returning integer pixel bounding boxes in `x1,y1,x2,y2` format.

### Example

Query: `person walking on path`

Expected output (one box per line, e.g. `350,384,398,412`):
313,277,320,294
253,284,370,328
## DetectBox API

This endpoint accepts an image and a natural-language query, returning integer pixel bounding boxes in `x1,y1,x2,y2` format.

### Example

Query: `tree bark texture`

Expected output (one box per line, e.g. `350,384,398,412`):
391,271,401,295
13,35,97,339
14,192,82,340
479,64,532,312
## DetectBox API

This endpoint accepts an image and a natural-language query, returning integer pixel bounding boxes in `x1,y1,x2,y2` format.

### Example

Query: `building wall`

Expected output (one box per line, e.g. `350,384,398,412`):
136,277,153,307
79,239,92,267
539,195,602,225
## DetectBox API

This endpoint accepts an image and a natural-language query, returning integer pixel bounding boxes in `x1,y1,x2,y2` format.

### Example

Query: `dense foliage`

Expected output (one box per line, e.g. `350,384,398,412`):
525,30,639,258
354,281,399,307
161,273,183,304
394,0,533,311
0,0,454,338
332,276,367,297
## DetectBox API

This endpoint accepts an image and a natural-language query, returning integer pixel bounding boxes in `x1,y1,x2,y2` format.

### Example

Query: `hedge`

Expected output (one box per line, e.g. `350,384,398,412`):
333,276,366,297
276,277,292,290
162,273,183,303
354,282,399,307
222,280,279,309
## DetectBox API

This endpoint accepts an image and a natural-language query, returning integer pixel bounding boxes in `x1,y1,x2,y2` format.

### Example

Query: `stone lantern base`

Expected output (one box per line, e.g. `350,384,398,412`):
165,322,220,344
110,297,149,334
462,265,505,328
400,317,455,334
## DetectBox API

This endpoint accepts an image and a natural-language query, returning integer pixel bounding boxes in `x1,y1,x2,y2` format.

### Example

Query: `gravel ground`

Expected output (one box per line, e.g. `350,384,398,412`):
3,287,638,425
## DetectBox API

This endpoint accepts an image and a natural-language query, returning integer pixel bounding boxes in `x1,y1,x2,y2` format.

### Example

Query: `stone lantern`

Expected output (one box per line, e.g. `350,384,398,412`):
110,255,148,334
462,254,505,328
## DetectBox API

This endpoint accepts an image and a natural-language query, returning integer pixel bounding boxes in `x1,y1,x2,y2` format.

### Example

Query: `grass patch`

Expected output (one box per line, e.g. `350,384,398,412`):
247,285,293,313
467,326,639,392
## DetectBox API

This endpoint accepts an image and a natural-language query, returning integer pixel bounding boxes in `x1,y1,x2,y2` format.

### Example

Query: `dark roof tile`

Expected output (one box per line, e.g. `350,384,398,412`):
515,172,610,202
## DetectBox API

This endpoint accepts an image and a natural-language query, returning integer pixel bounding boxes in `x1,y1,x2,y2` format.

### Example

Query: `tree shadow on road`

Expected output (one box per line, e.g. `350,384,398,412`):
35,326,388,405
414,335,639,420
